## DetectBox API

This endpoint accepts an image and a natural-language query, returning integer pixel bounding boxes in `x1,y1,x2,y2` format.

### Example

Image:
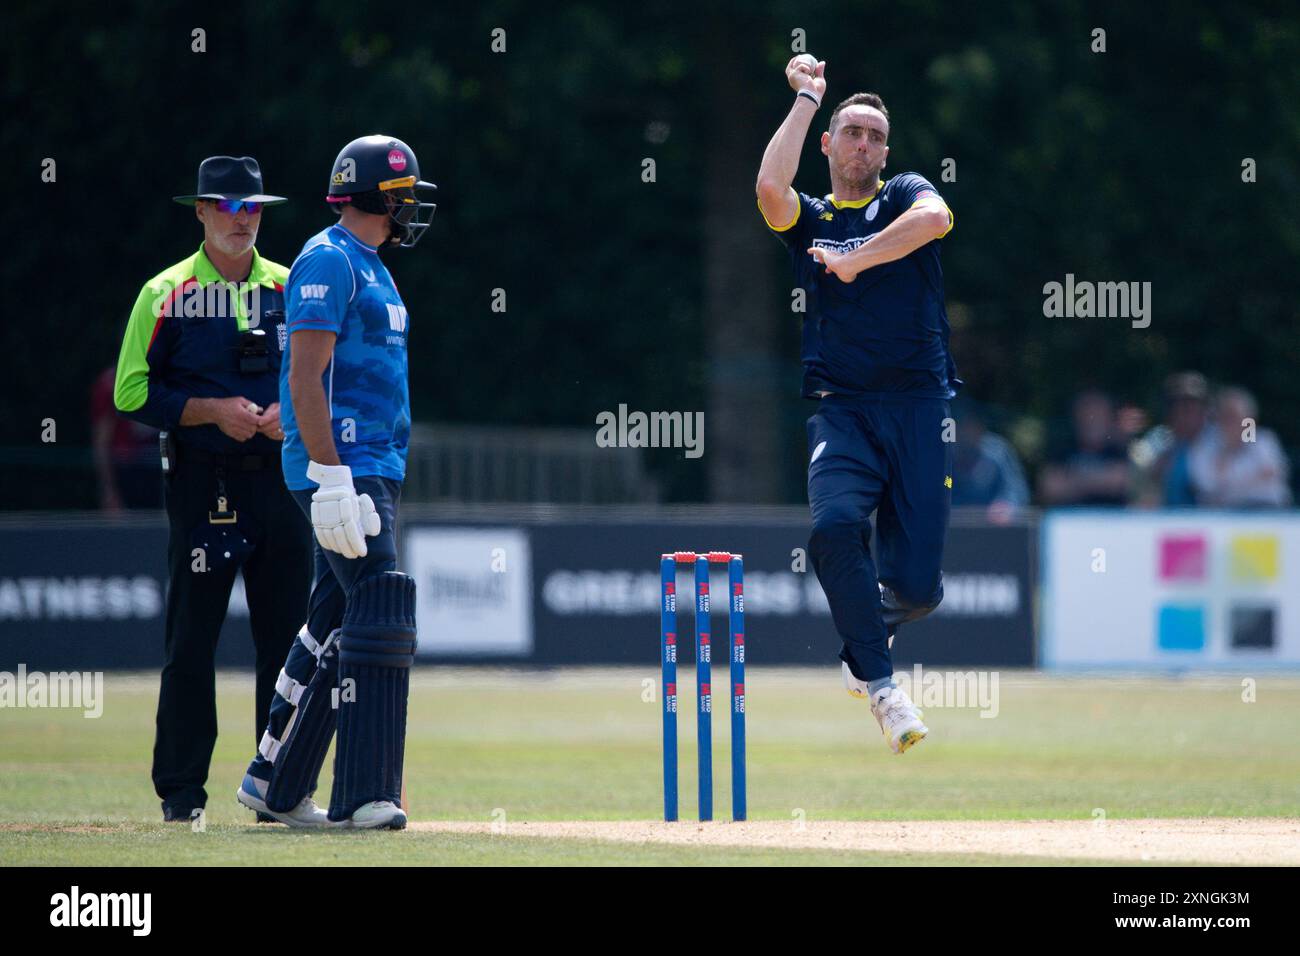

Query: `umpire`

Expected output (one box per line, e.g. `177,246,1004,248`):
113,156,312,821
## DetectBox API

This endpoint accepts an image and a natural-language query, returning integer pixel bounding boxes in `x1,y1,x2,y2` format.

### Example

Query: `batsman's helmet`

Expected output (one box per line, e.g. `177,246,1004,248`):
326,135,437,248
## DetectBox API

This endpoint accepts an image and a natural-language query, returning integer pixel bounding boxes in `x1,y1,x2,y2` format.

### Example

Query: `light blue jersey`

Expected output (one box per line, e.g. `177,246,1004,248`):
280,223,410,491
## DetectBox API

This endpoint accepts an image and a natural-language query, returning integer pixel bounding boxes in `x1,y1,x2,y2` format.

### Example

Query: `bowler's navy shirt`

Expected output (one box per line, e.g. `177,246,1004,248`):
762,173,958,399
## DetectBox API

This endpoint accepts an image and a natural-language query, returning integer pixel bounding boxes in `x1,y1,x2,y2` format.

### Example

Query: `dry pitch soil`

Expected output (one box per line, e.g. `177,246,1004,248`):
411,817,1300,865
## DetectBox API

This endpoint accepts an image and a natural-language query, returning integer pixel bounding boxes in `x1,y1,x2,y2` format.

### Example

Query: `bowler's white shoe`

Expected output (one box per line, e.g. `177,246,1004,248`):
236,774,331,827
870,685,929,754
348,800,407,830
843,661,871,698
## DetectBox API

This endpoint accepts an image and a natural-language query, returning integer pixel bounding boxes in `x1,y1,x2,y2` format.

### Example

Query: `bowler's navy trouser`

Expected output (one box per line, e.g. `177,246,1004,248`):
806,394,952,682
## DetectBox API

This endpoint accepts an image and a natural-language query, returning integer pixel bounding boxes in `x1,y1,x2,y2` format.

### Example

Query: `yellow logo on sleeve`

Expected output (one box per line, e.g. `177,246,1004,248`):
944,475,953,488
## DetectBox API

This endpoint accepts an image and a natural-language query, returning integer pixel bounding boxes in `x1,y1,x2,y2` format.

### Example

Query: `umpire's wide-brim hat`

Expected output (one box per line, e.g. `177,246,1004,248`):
173,155,287,205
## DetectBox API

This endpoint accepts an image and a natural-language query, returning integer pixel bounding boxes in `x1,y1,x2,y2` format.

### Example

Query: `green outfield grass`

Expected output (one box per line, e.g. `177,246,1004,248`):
2,668,1297,865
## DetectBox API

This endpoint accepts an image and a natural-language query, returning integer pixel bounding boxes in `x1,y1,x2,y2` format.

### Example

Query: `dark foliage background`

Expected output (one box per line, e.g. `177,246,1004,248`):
3,1,1297,507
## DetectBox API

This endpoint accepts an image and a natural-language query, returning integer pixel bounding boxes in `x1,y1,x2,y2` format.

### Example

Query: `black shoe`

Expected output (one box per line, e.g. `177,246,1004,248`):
162,804,202,823
255,811,278,824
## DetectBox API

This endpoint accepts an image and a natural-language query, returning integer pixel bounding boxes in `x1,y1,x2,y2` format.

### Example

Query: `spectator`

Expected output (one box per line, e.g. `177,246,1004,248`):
90,365,162,511
1187,386,1291,507
1038,390,1131,506
950,399,1029,524
1130,371,1210,507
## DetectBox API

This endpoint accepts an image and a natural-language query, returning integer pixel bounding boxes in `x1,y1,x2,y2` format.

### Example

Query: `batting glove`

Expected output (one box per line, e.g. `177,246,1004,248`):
306,461,381,559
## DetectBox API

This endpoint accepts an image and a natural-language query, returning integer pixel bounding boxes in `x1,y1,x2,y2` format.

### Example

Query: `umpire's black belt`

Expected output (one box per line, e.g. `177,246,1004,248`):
179,445,277,471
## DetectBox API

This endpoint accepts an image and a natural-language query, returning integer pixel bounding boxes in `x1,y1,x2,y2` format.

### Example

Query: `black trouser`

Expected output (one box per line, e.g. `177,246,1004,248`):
152,448,312,811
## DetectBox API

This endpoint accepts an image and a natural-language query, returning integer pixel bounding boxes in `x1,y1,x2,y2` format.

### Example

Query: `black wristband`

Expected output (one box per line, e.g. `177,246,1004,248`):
797,89,821,108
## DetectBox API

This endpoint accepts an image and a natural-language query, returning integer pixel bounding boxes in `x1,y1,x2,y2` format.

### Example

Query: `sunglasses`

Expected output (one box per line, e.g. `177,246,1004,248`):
213,199,264,215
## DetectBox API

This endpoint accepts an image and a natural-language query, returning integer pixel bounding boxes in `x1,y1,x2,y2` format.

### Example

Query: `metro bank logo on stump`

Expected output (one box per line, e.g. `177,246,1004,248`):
1157,533,1279,653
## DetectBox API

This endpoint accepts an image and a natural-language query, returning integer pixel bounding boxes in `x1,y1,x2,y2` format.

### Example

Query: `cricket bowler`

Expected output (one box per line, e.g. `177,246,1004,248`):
235,134,436,827
756,57,958,753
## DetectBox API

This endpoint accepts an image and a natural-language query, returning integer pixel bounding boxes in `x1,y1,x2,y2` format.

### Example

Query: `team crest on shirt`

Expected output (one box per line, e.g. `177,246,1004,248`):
866,201,880,221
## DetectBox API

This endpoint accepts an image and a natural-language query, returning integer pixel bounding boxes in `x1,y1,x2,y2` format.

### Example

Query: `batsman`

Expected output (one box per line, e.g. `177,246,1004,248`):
757,57,958,754
236,135,436,828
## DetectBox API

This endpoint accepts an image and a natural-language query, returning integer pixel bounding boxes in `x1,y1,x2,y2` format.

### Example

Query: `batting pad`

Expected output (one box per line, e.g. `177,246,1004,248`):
328,572,417,822
263,627,340,813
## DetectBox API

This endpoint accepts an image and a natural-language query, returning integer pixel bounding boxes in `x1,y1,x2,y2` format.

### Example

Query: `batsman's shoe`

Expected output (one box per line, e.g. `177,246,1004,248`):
236,773,331,828
347,800,407,830
870,686,929,754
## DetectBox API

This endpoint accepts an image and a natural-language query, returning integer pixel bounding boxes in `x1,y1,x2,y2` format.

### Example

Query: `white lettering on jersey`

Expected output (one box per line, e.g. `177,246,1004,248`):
300,284,330,300
809,236,872,254
386,303,408,332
